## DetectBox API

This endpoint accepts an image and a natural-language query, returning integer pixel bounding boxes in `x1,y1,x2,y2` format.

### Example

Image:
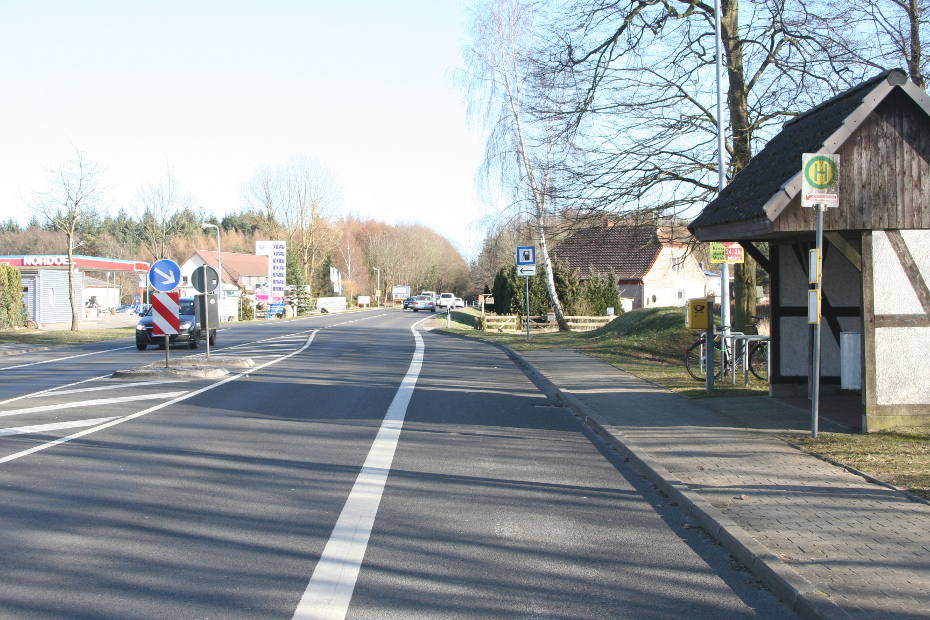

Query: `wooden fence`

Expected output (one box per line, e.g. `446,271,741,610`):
482,315,614,333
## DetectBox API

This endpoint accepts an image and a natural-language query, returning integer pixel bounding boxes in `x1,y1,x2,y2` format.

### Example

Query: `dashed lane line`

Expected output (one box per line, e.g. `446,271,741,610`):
26,380,182,398
0,391,189,419
0,330,319,466
0,417,120,438
0,346,137,371
0,374,111,407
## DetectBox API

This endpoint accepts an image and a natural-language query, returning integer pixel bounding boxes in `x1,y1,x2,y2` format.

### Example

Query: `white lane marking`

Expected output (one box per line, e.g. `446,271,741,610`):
0,391,188,418
292,317,427,620
0,331,318,466
0,417,120,438
0,346,136,371
29,380,181,397
0,374,110,406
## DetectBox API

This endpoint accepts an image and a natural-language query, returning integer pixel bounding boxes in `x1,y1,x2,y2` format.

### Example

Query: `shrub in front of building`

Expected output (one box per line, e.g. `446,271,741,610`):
0,264,26,329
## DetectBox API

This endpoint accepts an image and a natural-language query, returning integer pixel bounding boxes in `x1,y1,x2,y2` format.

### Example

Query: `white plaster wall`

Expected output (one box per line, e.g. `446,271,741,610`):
871,230,930,405
642,247,707,307
875,326,930,404
873,231,923,315
902,230,930,280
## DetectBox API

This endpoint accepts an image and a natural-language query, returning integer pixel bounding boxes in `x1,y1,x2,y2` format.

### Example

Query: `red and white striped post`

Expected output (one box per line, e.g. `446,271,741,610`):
152,292,180,368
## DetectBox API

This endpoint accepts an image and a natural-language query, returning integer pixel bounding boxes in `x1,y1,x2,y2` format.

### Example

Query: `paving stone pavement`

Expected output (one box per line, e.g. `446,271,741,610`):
519,348,930,620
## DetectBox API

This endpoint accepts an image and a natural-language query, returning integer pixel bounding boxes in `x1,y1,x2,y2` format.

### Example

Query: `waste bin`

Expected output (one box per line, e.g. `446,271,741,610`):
840,332,862,390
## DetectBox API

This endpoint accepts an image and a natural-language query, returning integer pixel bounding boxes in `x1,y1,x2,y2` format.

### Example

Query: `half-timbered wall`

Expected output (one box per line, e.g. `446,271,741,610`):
865,230,930,428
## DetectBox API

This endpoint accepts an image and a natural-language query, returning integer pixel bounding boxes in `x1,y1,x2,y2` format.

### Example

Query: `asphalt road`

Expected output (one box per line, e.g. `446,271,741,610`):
0,310,794,619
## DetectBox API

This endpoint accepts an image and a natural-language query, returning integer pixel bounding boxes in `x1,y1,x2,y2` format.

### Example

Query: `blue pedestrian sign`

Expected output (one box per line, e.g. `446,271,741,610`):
516,246,536,265
149,259,182,292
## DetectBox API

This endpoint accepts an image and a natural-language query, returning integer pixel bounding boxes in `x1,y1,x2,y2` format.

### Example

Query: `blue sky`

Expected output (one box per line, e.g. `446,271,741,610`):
0,1,491,258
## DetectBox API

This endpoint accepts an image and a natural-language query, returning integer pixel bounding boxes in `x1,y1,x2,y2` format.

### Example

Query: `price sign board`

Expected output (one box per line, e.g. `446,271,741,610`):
710,242,744,264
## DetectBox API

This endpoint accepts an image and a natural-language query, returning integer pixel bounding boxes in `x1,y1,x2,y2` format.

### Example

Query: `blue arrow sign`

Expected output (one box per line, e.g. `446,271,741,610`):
516,246,536,266
149,259,182,292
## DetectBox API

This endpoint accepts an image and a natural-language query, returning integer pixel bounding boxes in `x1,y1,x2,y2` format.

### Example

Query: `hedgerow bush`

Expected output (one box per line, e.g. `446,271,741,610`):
0,265,26,329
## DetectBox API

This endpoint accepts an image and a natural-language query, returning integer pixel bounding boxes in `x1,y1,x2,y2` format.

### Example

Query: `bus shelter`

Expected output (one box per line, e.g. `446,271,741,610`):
689,70,930,432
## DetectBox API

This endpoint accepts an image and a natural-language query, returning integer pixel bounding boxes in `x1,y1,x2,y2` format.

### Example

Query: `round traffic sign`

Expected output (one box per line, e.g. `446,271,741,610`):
192,265,220,294
804,155,838,190
149,259,182,293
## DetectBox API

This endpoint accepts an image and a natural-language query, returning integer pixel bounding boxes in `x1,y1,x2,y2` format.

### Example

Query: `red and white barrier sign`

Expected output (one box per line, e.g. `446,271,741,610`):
152,292,180,336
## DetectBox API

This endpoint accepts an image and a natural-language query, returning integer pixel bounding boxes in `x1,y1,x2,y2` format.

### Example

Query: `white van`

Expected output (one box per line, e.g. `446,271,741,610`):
437,293,455,309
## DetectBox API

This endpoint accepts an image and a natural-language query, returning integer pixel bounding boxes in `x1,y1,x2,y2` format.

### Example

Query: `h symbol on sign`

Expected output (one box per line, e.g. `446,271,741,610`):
813,161,830,184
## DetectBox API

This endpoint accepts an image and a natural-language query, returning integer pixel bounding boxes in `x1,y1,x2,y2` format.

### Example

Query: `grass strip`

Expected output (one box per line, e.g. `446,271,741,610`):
437,306,769,398
788,430,930,501
0,328,136,346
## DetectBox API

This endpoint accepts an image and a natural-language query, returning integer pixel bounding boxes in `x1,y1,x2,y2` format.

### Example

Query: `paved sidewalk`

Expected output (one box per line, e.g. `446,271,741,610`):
516,348,930,620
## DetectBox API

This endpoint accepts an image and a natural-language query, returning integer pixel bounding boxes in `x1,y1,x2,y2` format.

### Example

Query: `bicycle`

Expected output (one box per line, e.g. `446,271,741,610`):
685,317,769,383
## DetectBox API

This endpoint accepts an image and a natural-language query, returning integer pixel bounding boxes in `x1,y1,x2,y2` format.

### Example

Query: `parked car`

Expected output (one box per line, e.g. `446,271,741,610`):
410,295,436,313
402,296,417,310
436,292,455,309
135,297,216,350
114,304,135,313
454,297,465,308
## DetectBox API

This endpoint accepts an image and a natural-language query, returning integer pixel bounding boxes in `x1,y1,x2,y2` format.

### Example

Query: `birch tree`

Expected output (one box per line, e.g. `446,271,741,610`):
463,0,570,330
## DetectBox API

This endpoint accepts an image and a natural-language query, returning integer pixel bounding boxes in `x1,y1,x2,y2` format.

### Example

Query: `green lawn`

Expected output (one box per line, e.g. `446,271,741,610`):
790,430,930,501
0,327,136,346
437,306,769,398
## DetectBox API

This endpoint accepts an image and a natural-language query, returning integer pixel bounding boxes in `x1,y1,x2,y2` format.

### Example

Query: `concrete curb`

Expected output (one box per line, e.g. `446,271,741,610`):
479,338,852,620
112,366,231,379
0,345,52,357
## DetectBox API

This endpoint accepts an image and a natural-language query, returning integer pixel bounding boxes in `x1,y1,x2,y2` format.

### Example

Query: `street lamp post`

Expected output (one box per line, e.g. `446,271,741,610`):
373,267,380,307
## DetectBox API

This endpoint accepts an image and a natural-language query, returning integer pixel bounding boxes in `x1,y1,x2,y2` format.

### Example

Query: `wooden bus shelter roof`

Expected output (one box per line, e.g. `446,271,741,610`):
689,70,930,242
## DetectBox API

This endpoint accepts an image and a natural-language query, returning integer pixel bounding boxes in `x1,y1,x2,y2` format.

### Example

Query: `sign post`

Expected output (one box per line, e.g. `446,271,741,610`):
148,260,182,368
193,265,219,359
516,246,536,341
151,292,180,368
802,153,839,438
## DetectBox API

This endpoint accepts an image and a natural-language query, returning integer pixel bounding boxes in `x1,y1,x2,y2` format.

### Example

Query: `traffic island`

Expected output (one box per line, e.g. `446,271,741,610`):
111,355,256,379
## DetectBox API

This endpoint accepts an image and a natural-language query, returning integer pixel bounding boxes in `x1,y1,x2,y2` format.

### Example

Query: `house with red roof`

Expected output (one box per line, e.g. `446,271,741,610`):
180,250,270,321
552,223,709,311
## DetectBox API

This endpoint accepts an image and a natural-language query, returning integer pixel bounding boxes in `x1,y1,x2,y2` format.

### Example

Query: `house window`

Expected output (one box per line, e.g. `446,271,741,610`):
182,275,189,285
678,290,684,299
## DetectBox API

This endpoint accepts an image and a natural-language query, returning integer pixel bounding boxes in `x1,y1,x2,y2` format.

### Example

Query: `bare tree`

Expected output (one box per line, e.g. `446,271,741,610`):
812,0,930,88
543,0,860,329
246,157,338,295
463,0,571,329
35,150,101,330
136,169,193,261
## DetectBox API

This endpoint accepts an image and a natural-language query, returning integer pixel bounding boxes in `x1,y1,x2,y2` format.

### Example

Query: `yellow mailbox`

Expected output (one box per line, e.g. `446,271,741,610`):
686,298,712,330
